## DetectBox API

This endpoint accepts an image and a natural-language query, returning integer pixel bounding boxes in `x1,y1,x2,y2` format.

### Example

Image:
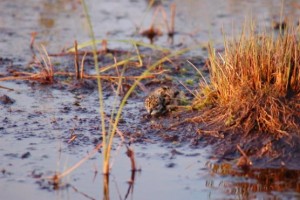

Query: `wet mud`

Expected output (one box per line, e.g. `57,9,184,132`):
2,0,300,200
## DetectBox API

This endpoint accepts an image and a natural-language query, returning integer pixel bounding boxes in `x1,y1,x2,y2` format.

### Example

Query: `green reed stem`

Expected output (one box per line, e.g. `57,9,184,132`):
80,0,107,173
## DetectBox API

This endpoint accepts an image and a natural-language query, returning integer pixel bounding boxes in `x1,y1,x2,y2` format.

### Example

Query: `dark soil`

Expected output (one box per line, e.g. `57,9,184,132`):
2,45,300,170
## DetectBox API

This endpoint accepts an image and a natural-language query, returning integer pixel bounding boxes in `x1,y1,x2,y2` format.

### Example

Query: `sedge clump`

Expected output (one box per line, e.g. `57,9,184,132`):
194,26,300,137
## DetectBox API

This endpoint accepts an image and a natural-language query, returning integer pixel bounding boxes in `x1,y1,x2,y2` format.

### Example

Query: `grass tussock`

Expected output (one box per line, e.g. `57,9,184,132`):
194,26,300,136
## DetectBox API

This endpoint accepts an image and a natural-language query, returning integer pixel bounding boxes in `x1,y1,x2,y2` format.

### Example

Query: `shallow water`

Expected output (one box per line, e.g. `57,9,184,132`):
1,0,300,199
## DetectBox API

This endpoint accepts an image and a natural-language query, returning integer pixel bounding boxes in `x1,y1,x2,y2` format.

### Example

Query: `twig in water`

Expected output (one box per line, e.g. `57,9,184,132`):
169,3,176,37
236,144,252,169
0,85,14,91
126,145,137,171
80,51,87,79
30,32,37,49
74,40,80,79
102,39,108,52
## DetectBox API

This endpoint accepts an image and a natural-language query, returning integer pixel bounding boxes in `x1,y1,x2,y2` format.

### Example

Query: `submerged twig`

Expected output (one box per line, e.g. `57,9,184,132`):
43,142,102,181
70,184,96,200
48,49,129,57
0,85,14,91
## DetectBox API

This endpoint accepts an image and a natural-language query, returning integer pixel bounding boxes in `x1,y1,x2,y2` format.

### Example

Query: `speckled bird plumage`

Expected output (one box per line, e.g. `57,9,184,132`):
144,86,179,116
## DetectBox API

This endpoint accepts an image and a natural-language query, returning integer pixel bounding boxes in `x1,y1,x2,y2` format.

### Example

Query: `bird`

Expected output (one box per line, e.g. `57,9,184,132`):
144,86,179,116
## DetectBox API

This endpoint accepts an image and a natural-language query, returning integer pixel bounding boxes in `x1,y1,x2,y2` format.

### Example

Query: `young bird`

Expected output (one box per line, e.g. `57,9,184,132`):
144,86,179,116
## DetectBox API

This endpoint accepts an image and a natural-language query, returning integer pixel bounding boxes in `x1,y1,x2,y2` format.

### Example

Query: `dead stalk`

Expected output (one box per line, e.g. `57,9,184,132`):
195,25,300,136
74,40,80,79
30,32,37,49
159,6,170,33
126,146,137,171
45,143,102,182
0,85,14,91
80,51,87,79
170,3,176,36
102,39,108,52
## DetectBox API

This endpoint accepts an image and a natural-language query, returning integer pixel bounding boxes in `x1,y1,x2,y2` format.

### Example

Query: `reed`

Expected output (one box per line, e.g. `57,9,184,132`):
194,24,300,136
80,0,108,174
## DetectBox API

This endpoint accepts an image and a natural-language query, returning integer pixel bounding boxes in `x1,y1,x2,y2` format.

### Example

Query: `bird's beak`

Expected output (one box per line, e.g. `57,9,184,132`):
149,109,153,115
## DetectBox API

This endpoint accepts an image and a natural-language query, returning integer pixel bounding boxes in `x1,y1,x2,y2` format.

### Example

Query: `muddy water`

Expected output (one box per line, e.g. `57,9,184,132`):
1,0,300,200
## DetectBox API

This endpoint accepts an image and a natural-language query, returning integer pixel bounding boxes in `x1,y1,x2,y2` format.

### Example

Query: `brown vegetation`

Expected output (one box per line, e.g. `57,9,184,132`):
194,26,300,138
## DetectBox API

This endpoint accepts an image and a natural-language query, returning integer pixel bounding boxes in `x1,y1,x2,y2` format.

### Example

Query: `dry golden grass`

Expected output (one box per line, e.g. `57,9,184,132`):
194,25,300,136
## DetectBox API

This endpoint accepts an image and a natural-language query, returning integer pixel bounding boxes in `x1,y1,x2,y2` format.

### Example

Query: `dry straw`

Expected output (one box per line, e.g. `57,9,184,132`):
194,24,300,136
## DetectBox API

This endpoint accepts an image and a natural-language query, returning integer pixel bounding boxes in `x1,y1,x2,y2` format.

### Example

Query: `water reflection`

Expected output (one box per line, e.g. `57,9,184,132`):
103,175,109,200
206,162,300,198
102,170,138,200
124,170,136,200
38,0,78,28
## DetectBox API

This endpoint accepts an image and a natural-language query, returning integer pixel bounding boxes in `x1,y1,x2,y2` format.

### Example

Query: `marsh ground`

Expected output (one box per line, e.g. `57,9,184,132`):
1,0,300,199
